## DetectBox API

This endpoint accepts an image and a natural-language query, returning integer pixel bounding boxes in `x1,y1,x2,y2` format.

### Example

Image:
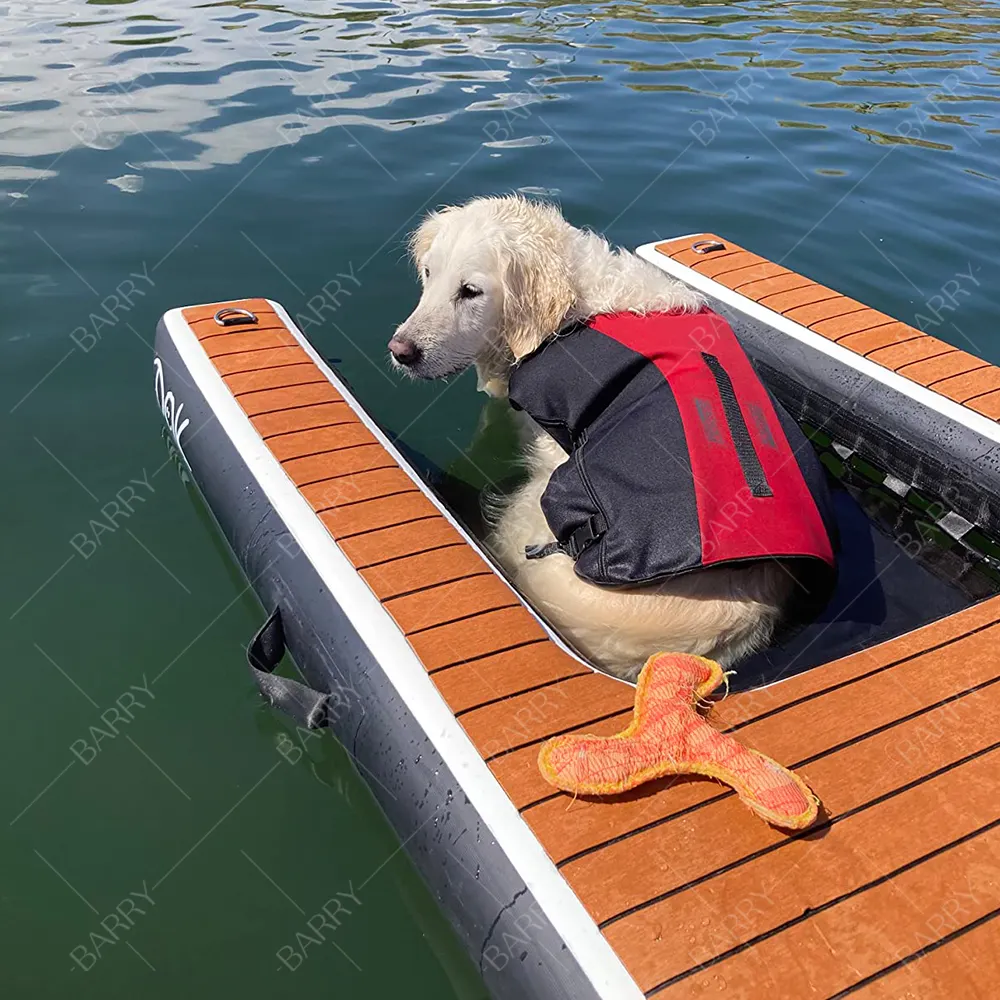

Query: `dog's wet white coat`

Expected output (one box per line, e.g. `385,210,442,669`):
393,196,792,682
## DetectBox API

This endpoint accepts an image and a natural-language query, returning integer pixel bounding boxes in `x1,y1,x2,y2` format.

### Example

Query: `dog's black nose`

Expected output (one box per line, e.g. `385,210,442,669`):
388,336,422,367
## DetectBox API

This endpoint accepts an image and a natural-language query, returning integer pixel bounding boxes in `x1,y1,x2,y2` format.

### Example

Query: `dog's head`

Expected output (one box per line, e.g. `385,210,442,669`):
389,196,575,390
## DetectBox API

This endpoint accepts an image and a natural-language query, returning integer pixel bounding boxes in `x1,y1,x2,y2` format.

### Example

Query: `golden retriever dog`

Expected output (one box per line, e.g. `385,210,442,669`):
389,195,794,682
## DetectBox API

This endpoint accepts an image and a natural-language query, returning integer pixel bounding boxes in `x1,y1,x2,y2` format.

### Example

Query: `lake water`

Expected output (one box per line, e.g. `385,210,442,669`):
3,1,998,996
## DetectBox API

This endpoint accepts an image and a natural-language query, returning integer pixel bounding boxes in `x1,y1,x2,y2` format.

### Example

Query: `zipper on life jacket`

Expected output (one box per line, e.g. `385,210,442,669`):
701,352,773,499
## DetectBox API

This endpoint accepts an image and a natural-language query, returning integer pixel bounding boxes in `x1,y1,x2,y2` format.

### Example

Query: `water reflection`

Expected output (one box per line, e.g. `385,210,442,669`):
1,0,996,189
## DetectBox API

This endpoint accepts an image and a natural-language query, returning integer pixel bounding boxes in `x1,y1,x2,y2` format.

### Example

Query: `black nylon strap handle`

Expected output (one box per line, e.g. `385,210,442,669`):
247,607,330,729
701,353,773,499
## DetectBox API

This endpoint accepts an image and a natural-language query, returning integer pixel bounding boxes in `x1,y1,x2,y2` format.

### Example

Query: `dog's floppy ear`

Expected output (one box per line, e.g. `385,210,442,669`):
500,244,574,360
409,208,450,269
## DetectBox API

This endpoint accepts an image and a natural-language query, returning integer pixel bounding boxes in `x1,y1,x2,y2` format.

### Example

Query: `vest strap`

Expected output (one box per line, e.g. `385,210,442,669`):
524,514,607,561
525,541,562,560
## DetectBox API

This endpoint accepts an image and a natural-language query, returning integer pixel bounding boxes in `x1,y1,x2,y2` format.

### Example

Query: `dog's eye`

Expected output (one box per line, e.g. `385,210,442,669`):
422,266,430,280
457,283,482,300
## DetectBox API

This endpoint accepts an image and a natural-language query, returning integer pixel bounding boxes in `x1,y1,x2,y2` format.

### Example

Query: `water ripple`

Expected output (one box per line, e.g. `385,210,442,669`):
0,0,995,191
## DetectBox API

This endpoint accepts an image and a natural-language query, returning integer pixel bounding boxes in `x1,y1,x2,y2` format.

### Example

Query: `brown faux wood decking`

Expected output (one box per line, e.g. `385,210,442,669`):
183,281,1000,998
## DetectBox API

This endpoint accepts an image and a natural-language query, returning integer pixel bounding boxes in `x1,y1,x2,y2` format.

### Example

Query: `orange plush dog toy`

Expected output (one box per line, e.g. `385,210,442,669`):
537,652,818,830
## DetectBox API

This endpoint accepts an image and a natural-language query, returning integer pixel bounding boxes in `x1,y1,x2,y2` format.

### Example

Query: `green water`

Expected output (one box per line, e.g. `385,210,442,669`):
2,1,998,995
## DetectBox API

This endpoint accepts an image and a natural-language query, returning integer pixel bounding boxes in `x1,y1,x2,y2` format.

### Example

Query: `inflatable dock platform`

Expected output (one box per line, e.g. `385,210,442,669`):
154,235,1000,999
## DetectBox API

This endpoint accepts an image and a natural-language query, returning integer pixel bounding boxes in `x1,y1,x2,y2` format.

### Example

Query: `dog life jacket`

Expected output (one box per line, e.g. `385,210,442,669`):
508,309,837,603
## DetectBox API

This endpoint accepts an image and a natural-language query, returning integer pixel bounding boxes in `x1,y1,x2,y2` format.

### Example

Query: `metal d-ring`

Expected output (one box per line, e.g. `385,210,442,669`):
214,306,259,327
691,239,726,254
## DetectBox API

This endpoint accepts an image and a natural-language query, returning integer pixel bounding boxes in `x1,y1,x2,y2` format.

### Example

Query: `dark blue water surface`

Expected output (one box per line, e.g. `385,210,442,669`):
2,1,998,996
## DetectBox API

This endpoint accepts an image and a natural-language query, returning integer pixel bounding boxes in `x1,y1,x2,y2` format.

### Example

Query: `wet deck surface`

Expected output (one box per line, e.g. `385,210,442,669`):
184,276,1000,998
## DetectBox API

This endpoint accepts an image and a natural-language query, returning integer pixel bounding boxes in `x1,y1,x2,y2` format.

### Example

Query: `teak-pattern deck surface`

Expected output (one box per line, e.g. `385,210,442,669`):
182,259,1000,998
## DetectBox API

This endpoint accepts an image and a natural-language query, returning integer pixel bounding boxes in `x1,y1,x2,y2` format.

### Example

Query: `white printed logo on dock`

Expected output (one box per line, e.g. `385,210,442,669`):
154,356,190,460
